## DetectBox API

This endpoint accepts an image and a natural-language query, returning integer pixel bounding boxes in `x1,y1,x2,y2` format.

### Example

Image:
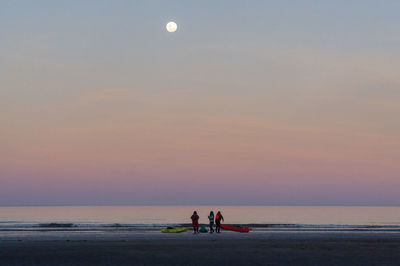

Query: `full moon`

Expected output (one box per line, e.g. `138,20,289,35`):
166,21,177,33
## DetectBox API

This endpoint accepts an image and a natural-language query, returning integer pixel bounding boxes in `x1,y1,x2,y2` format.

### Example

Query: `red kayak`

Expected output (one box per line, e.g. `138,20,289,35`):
220,224,252,233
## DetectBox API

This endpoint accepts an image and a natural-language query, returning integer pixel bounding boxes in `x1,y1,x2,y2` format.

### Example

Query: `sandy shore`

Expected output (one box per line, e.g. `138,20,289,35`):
1,231,400,265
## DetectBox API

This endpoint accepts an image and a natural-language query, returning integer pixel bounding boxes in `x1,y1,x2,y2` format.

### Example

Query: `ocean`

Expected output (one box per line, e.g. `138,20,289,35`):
1,206,399,232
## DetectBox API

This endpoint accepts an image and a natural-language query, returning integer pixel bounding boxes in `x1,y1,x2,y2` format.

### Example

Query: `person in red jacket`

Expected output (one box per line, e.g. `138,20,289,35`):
215,211,224,233
191,211,199,234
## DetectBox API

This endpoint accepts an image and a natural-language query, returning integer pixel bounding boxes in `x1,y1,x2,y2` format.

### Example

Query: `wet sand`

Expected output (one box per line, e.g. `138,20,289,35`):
1,231,400,265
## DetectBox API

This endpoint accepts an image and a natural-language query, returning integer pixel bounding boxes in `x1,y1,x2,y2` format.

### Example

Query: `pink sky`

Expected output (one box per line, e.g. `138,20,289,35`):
1,1,399,205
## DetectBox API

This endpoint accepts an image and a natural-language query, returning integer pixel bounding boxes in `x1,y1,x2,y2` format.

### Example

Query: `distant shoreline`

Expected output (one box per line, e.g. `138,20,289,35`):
1,222,400,233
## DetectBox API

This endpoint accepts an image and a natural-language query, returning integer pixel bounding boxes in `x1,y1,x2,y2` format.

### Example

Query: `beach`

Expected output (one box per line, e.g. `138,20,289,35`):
1,231,400,265
1,206,400,265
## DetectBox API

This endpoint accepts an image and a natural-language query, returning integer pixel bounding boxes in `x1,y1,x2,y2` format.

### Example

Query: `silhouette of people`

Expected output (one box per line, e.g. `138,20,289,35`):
208,211,215,233
215,211,224,233
191,211,199,234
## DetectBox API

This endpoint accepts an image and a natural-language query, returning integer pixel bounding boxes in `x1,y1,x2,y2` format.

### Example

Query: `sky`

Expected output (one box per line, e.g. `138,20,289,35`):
1,0,399,206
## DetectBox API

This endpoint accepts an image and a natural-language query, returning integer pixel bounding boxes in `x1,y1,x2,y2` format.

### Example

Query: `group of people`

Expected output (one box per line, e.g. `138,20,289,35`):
190,211,224,234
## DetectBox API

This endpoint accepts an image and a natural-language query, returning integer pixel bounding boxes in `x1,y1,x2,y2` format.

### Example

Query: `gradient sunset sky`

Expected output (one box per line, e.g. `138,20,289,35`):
1,1,399,206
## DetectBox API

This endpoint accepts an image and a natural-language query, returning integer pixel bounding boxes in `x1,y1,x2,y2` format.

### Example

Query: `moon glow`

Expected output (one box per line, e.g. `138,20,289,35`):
166,21,177,32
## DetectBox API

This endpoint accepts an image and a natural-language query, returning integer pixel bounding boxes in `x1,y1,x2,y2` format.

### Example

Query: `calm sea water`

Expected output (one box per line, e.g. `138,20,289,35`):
0,206,399,231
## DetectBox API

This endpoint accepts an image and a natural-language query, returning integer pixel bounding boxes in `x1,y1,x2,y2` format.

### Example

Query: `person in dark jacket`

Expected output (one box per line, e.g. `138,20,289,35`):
208,211,215,233
215,211,224,233
191,211,199,234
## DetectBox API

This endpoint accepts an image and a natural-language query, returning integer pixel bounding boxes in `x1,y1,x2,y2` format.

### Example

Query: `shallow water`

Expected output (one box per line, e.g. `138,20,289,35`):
0,206,399,231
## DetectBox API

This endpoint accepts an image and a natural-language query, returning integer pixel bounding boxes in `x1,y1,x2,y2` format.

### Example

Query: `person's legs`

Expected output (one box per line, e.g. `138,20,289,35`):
209,222,214,233
193,222,199,234
193,223,199,234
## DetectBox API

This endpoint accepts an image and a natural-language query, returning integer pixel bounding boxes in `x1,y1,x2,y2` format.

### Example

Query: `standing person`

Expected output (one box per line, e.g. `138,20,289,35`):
191,211,199,234
208,211,215,233
215,211,224,233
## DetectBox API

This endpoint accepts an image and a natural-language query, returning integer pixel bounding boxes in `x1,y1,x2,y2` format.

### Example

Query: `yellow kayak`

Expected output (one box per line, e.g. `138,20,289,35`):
161,227,189,233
